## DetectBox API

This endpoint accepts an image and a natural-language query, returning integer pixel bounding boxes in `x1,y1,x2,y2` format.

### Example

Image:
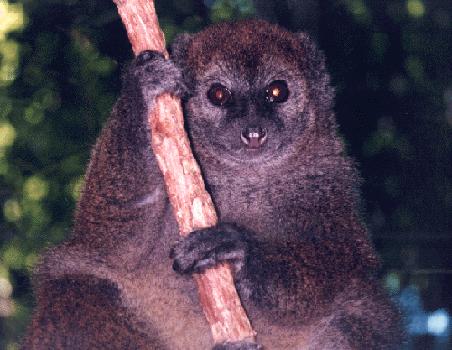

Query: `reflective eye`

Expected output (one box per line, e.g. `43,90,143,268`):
265,80,289,103
207,83,232,106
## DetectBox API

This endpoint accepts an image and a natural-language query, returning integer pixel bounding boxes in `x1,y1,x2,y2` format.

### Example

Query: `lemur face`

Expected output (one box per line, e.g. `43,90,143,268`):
172,21,335,170
184,55,309,166
172,20,330,168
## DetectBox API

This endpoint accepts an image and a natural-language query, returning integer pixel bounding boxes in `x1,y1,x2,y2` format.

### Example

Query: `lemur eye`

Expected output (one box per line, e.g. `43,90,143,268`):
207,83,232,106
265,80,289,103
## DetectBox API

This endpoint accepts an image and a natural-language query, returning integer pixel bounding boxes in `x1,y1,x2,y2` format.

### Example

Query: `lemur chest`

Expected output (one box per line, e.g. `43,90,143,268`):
211,182,299,237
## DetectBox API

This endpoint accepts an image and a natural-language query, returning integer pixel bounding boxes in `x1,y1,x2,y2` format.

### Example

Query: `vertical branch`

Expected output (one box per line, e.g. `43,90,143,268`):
112,0,256,344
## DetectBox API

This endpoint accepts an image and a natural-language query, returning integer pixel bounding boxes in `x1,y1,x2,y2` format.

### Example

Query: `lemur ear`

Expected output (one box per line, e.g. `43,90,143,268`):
169,33,194,66
295,32,334,114
296,32,330,88
168,33,195,92
296,32,327,73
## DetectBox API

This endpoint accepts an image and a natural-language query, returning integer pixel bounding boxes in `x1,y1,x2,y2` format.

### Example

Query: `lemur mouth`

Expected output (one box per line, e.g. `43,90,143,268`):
240,127,268,149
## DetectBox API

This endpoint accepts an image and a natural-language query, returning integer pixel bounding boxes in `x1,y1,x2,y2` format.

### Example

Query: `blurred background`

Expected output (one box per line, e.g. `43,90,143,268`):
0,0,450,349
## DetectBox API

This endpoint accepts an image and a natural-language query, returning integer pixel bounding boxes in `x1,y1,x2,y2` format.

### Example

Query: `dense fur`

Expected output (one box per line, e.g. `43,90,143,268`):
23,20,401,349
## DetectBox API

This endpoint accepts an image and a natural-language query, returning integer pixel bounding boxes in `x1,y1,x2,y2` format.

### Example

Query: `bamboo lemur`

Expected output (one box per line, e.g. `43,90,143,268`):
23,20,402,349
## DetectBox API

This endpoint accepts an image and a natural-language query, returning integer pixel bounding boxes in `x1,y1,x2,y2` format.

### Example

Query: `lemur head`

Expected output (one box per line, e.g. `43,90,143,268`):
171,20,339,168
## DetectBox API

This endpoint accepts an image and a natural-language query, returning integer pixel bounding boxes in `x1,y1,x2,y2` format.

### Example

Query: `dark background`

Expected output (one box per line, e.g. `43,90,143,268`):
0,0,451,349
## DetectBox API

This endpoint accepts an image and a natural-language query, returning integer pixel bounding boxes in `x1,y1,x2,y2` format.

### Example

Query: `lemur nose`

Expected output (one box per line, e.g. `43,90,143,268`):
241,127,268,149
